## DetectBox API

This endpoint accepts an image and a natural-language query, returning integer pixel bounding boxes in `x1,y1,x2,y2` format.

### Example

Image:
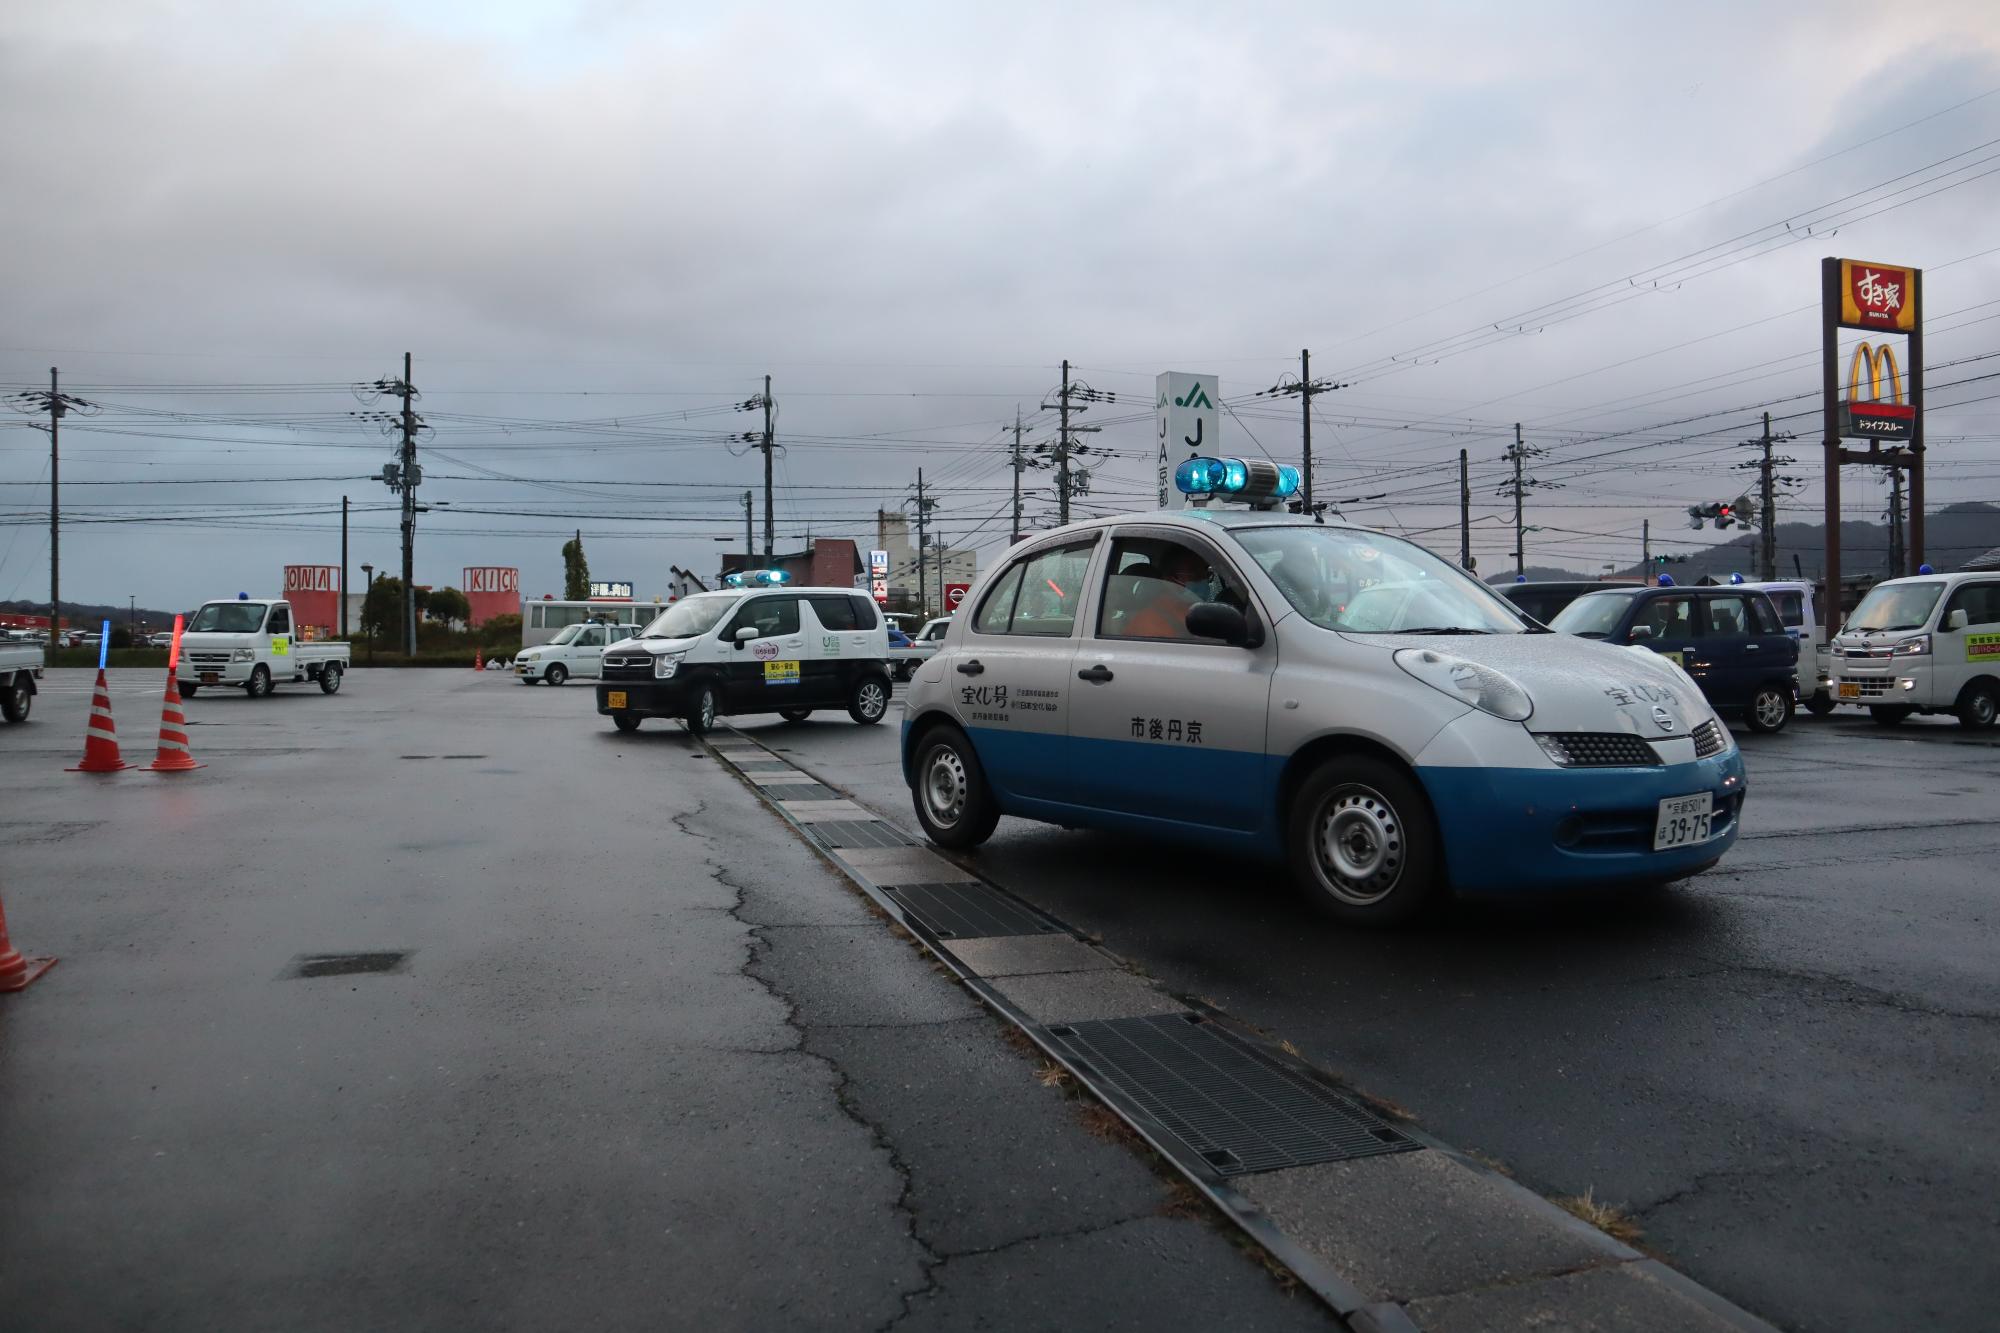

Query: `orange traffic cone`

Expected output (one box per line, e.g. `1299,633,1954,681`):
68,669,133,772
146,674,204,773
474,648,483,672
0,887,57,992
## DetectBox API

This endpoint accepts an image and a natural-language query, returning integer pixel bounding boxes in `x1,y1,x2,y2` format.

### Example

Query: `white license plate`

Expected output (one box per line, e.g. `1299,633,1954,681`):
1653,793,1713,850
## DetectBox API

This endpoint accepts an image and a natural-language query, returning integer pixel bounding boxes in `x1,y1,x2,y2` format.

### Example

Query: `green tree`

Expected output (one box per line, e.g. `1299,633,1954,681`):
562,535,590,600
479,612,523,649
424,586,470,628
360,576,405,639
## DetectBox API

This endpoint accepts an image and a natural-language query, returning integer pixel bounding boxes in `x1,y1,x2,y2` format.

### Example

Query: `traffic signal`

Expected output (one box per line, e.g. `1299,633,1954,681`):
1715,503,1734,530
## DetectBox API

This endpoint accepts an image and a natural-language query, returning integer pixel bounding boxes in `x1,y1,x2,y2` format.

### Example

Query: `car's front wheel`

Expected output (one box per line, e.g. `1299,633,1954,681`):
779,708,813,723
245,665,272,698
612,711,641,732
1804,690,1836,716
178,683,198,699
1743,684,1792,734
545,663,568,687
848,675,890,725
911,727,1000,849
684,682,719,736
1956,681,1998,729
2,679,30,723
1288,756,1442,926
1870,706,1911,726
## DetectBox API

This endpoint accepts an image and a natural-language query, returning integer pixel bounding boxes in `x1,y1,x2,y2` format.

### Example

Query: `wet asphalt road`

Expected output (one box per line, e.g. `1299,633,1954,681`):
732,695,2000,1333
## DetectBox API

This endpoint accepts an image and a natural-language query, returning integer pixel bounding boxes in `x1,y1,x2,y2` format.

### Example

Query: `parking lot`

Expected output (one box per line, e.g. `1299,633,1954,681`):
2,667,1994,1331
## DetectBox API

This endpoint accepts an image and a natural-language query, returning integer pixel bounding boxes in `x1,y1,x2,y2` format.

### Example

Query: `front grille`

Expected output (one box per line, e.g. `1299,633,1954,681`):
1841,676,1893,698
1538,732,1660,767
601,658,657,680
1843,647,1890,659
1692,719,1726,758
187,652,231,666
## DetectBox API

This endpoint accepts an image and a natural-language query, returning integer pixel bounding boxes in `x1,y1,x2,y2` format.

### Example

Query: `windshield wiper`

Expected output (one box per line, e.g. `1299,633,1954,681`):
1396,627,1496,635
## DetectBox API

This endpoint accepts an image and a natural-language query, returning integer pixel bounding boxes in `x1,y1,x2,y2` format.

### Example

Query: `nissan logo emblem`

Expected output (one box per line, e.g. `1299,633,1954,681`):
1651,705,1675,732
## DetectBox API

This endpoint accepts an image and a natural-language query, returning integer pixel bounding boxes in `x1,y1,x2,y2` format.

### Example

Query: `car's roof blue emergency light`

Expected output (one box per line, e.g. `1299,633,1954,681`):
1918,563,1934,575
1173,456,1303,510
1729,572,1745,584
1658,574,1675,586
724,568,791,589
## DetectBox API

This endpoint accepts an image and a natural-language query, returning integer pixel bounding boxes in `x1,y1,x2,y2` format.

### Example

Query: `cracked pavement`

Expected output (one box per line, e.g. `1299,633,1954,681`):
731,697,2000,1333
0,671,1328,1331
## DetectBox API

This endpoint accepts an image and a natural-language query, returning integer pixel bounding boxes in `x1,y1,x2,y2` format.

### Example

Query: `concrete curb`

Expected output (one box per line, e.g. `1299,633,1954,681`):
706,727,1783,1333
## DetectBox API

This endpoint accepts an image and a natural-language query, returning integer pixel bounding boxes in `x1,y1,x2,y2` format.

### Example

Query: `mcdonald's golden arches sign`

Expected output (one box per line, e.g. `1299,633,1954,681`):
1841,340,1914,441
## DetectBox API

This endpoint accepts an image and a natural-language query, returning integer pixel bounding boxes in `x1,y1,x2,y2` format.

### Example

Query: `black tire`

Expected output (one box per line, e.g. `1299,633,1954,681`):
684,681,719,736
1288,756,1442,926
612,711,641,732
779,707,813,723
246,665,272,698
891,662,911,683
318,665,342,695
545,663,568,687
179,683,198,698
1743,684,1792,734
848,674,890,725
2,678,30,723
1869,706,1912,726
911,727,1000,849
1804,690,1836,716
1956,681,1998,730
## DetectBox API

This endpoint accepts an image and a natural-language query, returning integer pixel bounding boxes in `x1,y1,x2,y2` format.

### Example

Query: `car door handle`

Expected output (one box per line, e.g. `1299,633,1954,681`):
1077,664,1114,684
956,659,984,676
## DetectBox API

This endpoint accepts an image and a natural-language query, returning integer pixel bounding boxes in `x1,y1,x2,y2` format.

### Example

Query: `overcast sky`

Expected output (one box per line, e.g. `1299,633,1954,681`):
5,0,2000,613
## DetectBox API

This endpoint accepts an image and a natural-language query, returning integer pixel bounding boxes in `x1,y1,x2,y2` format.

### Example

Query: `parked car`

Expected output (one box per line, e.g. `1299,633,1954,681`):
1549,582,1799,732
1499,580,1629,626
514,620,644,685
1830,570,2000,728
177,596,351,697
1,638,43,722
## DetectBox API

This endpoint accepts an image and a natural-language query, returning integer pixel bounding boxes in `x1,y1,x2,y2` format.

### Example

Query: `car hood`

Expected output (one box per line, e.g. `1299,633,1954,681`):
180,632,257,648
611,635,701,655
1351,631,1714,736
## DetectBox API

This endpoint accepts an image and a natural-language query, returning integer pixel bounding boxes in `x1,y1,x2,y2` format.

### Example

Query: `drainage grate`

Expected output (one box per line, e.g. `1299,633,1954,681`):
285,951,410,979
398,755,488,761
804,820,916,850
761,782,839,801
1040,1014,1419,1177
886,883,1062,939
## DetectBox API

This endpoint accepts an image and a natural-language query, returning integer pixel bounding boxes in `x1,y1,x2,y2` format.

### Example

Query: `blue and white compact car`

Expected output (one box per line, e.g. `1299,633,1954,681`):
900,458,1746,924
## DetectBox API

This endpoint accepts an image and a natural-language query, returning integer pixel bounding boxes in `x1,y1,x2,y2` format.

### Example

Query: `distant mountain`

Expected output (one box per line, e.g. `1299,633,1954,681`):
0,599,184,631
1485,564,1598,584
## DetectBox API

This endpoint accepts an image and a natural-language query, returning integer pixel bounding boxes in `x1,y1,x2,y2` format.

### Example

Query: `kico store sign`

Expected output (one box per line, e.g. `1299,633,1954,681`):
589,581,634,601
1839,259,1917,333
1842,342,1914,442
464,567,519,595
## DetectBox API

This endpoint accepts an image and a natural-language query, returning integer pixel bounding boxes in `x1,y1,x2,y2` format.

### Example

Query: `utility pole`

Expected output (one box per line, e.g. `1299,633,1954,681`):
761,374,775,561
741,490,753,559
1057,360,1072,524
1887,468,1906,576
1497,424,1553,580
1642,519,1651,577
399,352,418,656
1010,406,1026,544
911,469,933,620
340,495,350,638
1458,449,1470,569
47,368,59,641
1256,353,1342,510
1737,411,1795,582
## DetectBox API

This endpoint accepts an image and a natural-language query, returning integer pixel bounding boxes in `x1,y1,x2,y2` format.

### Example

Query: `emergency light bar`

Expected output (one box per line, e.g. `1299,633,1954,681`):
724,569,791,588
1173,456,1302,508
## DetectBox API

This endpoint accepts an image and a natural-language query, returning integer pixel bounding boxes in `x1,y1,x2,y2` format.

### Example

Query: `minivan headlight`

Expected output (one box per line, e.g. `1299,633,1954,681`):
231,648,254,662
1891,635,1930,657
1393,649,1533,722
654,652,683,679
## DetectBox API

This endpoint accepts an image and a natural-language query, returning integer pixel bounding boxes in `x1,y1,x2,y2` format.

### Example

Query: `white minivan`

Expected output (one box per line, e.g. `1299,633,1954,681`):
1734,580,1829,714
1830,571,2000,728
514,621,642,686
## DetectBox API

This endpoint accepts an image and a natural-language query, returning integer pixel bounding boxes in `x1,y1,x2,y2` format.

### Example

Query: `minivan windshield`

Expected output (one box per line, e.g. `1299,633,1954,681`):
548,624,584,646
1844,580,1945,633
641,593,740,640
1234,526,1528,634
189,602,268,633
1550,590,1642,638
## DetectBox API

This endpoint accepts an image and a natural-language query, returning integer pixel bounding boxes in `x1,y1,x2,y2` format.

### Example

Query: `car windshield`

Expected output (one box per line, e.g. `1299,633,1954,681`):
641,594,740,639
1845,581,1944,633
548,624,584,646
189,602,268,633
1234,526,1528,634
1550,590,1641,638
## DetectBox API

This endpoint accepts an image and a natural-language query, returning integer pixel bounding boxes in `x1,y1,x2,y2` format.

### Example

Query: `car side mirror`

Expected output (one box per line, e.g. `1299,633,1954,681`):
1627,624,1654,642
1187,601,1252,647
1944,609,1968,631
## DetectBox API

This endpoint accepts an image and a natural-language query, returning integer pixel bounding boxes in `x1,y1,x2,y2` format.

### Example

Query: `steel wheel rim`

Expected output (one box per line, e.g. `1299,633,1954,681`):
1972,691,1997,726
699,690,716,729
860,682,887,718
1311,784,1404,905
1755,690,1786,729
924,747,967,828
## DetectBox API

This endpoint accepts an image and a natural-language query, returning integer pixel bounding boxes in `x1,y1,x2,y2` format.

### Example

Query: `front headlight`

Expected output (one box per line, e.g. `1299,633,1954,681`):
1393,648,1533,722
1891,635,1930,657
654,652,683,679
231,648,254,662
519,650,540,662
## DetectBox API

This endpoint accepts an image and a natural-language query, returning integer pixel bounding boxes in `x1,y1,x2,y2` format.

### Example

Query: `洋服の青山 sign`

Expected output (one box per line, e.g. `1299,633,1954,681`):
1841,341,1915,442
588,581,634,601
1839,259,1918,333
464,567,519,595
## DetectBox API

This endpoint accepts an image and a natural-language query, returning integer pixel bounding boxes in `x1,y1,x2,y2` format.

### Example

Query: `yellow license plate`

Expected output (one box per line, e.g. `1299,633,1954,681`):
606,691,627,709
1838,682,1860,699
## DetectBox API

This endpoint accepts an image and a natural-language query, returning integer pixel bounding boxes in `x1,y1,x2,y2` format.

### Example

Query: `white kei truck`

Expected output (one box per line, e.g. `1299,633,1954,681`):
176,596,352,699
1,639,43,723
